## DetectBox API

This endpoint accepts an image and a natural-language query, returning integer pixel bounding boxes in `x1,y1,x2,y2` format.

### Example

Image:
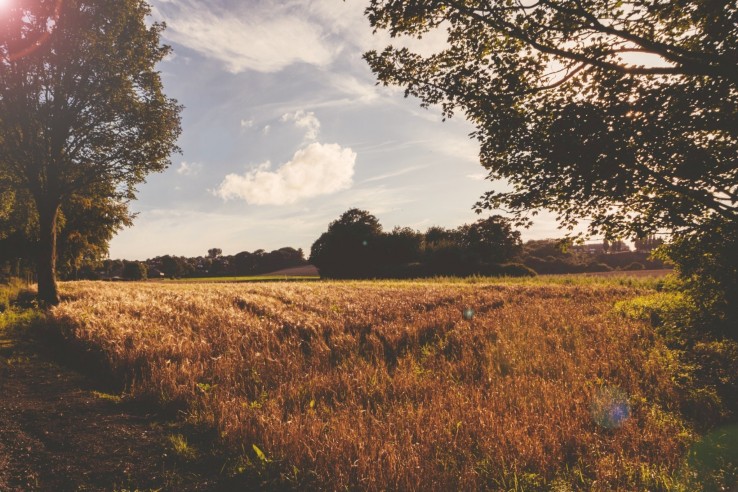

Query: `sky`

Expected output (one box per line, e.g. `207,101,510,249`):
109,0,568,260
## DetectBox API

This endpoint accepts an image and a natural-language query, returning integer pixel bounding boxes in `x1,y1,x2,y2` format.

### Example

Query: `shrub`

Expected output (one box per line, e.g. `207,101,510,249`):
661,218,738,339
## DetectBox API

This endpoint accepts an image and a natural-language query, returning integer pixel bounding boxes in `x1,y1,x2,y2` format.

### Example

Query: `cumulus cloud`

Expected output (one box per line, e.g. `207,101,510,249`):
281,110,321,141
216,143,356,205
176,161,202,176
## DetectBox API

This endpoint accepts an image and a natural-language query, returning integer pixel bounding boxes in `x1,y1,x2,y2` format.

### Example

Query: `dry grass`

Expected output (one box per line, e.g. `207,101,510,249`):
51,280,693,490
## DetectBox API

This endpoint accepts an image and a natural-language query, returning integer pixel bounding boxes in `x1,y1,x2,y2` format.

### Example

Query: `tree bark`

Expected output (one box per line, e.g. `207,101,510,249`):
37,200,60,306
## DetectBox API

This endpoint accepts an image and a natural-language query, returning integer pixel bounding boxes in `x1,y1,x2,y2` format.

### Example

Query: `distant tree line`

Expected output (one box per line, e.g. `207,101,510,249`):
67,247,307,281
308,209,667,279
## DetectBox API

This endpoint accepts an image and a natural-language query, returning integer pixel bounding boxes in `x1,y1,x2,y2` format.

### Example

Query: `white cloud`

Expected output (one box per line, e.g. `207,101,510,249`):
329,74,381,104
176,161,202,176
216,143,356,205
427,136,481,163
240,119,254,128
262,125,271,135
281,110,321,141
152,1,338,73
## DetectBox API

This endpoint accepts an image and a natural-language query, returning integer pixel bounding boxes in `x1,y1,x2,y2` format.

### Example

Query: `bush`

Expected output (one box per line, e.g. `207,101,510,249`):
661,218,738,339
624,262,645,271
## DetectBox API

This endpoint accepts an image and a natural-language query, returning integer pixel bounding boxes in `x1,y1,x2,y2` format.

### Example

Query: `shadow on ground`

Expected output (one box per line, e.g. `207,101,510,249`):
0,308,226,491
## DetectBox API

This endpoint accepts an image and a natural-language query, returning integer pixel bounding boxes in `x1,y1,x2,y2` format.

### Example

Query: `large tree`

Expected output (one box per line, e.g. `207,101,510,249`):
364,0,738,239
0,0,181,304
310,208,384,278
459,215,522,264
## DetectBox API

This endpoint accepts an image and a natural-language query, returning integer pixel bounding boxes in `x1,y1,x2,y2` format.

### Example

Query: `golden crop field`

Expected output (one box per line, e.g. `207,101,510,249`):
50,280,692,490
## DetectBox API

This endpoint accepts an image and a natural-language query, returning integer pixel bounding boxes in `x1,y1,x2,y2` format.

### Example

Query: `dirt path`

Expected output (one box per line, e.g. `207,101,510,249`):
0,316,219,491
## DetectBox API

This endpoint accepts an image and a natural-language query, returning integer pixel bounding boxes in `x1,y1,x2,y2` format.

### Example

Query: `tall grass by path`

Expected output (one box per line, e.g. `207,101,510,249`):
49,279,703,490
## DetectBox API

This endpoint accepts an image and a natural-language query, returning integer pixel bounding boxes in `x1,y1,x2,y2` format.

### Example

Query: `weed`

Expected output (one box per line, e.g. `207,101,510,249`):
167,434,197,461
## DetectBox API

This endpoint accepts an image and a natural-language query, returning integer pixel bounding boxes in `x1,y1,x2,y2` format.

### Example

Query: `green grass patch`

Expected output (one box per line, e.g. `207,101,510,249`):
91,391,123,403
0,278,28,313
167,433,198,461
613,291,693,327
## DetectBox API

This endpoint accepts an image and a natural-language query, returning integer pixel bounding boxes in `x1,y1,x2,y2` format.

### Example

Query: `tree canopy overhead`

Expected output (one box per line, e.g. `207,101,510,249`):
364,0,738,239
1,0,182,304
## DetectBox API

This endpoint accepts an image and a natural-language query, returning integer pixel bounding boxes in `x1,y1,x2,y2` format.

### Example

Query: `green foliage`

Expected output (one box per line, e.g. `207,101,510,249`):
158,255,194,279
687,424,738,490
309,208,384,278
122,261,148,281
614,291,693,330
0,0,182,304
660,218,738,339
56,191,134,280
364,0,738,241
615,276,738,488
311,209,524,278
458,215,522,263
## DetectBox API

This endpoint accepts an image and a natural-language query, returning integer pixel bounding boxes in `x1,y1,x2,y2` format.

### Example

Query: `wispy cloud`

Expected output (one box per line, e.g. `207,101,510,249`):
281,110,321,141
152,1,338,73
176,161,202,176
466,172,487,181
216,143,356,205
240,119,254,128
364,164,428,183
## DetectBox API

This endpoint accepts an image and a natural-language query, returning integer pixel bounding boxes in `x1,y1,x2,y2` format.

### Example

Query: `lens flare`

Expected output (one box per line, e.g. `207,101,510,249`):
590,386,631,429
4,0,64,62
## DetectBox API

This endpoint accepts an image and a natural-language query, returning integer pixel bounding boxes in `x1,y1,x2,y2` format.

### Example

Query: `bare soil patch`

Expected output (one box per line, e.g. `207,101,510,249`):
0,318,222,491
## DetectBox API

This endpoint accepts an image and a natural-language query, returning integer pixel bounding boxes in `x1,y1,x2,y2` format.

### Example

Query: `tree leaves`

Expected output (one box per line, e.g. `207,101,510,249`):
364,0,738,239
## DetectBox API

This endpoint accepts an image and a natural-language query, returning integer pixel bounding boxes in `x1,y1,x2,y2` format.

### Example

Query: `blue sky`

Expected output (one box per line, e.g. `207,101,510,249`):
109,0,566,260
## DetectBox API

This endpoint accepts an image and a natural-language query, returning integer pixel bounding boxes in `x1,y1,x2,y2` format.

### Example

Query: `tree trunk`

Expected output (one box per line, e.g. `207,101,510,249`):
37,200,60,306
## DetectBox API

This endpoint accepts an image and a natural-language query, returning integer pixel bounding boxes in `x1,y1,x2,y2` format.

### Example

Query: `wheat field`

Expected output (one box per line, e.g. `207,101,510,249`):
50,280,692,490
